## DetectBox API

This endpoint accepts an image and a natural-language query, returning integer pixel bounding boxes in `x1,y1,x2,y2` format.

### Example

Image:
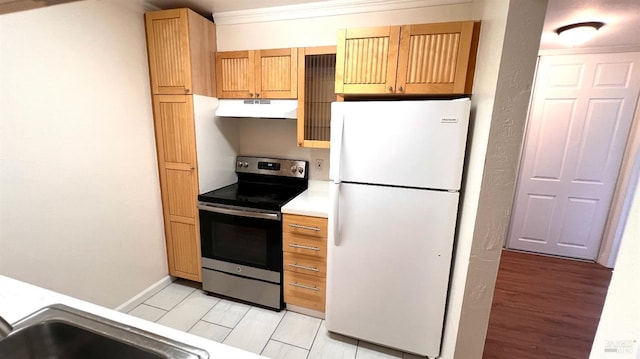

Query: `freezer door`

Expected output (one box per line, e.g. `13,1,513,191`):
326,182,459,357
330,100,470,190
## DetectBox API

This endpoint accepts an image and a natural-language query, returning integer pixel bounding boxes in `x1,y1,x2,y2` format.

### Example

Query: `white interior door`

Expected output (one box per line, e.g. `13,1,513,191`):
507,52,640,260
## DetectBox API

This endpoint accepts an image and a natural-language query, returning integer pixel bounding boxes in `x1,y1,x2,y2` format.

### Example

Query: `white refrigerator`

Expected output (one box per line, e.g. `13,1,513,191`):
326,99,471,357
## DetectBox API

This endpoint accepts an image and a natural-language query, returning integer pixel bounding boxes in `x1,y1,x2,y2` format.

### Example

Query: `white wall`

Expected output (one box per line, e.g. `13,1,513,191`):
448,0,547,356
215,4,473,51
590,159,640,358
0,0,168,308
236,119,330,180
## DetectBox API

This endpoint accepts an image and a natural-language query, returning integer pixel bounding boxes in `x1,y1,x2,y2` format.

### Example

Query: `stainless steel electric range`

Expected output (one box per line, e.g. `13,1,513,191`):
197,156,308,310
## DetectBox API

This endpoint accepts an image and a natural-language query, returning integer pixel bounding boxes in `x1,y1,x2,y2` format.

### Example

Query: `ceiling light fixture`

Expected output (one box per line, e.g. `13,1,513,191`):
555,21,605,47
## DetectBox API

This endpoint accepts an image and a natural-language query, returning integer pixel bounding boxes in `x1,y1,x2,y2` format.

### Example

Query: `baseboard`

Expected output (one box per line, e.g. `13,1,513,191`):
286,304,325,319
115,276,174,313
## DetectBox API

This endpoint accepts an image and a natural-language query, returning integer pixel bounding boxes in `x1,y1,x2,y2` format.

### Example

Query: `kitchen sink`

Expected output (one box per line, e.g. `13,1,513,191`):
0,304,208,359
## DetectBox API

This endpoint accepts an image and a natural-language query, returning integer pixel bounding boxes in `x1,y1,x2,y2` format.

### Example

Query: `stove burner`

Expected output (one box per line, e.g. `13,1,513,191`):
198,157,308,211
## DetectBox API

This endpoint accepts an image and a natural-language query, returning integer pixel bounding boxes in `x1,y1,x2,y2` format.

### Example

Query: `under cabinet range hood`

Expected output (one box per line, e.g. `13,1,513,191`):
215,99,297,119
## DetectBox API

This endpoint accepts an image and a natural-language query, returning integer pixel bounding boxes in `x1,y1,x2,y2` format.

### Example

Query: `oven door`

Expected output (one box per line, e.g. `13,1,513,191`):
198,203,283,273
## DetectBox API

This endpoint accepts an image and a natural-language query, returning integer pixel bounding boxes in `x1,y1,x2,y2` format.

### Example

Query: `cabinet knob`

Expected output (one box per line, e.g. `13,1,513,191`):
249,93,254,97
185,88,190,93
256,93,260,98
388,86,393,92
398,86,404,92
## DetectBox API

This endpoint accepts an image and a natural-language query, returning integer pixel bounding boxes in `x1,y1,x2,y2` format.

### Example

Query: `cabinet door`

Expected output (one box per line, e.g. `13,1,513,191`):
216,51,255,99
396,21,478,94
152,95,202,281
335,27,401,95
297,46,336,148
145,9,193,95
186,10,217,97
255,48,298,99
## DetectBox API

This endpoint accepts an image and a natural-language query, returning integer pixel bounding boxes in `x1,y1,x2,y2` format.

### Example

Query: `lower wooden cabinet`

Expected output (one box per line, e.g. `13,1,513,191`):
151,95,202,282
283,271,326,312
282,214,327,312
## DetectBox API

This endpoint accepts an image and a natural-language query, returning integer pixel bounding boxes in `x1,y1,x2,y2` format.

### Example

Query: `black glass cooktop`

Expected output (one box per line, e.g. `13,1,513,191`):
198,181,307,211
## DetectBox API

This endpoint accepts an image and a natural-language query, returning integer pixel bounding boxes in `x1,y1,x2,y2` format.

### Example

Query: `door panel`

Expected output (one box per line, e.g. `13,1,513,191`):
574,99,624,182
255,48,298,99
152,95,201,281
216,51,254,98
145,9,192,95
156,98,196,164
396,21,476,94
558,197,598,248
531,100,575,180
169,221,200,279
335,26,400,94
166,168,198,218
519,194,555,243
508,53,640,260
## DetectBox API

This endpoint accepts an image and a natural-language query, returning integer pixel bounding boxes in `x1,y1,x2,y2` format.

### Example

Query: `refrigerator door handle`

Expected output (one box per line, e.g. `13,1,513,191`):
329,109,344,183
329,182,340,246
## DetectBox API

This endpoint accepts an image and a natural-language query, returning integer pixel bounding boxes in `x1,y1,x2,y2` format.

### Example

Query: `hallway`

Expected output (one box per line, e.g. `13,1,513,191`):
483,250,612,359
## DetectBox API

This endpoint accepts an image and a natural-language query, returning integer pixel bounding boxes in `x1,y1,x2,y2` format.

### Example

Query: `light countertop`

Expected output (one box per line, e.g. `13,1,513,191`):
0,275,262,359
282,180,330,218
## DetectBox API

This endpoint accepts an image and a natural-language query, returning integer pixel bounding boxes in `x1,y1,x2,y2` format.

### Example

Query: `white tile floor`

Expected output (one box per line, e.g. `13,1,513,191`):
127,280,426,359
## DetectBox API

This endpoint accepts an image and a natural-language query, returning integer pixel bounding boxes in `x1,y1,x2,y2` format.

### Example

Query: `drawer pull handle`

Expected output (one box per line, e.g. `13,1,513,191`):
288,263,319,272
288,223,321,231
289,282,320,291
288,243,320,251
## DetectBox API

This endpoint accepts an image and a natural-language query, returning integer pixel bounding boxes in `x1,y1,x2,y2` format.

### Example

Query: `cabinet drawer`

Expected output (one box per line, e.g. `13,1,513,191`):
283,232,327,258
284,271,326,312
283,214,327,238
284,252,326,277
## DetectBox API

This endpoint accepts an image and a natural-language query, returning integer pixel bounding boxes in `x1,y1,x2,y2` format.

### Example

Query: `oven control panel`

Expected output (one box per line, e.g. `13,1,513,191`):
236,156,308,179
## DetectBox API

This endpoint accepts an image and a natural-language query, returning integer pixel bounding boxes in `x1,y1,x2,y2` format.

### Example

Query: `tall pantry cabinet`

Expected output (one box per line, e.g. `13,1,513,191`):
145,8,216,282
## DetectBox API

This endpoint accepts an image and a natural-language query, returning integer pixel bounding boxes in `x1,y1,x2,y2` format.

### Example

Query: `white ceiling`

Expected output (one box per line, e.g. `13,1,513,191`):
145,0,640,51
540,0,640,50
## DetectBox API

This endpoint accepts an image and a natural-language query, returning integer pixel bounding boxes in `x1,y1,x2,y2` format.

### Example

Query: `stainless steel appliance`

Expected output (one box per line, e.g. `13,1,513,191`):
198,156,308,310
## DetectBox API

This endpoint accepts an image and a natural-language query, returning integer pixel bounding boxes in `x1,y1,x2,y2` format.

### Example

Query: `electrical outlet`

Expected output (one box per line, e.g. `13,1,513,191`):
315,159,324,171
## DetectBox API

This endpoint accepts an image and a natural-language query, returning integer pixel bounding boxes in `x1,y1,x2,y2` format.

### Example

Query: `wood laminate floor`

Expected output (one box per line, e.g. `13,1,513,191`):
483,250,612,359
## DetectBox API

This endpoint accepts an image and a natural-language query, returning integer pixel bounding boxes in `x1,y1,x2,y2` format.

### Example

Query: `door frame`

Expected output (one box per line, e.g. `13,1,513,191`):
505,51,640,268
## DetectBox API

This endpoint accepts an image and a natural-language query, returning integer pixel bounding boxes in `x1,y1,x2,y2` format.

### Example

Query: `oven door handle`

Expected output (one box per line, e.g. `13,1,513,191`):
198,204,280,221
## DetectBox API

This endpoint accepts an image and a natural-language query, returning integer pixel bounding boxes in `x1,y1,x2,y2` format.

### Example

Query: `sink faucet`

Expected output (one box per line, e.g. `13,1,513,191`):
0,314,12,339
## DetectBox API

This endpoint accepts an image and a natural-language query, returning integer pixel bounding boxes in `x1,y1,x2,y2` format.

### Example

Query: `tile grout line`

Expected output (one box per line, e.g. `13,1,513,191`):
136,302,170,313
129,278,175,315
305,319,324,359
147,284,197,323
184,296,222,334
184,296,219,334
258,309,288,356
193,296,222,329
270,338,312,352
200,317,237,330
221,302,256,345
165,286,197,312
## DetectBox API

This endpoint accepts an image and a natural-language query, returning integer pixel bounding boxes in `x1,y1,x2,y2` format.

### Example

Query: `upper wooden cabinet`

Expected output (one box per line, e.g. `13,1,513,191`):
216,48,298,99
335,21,479,95
145,8,216,97
297,46,336,149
